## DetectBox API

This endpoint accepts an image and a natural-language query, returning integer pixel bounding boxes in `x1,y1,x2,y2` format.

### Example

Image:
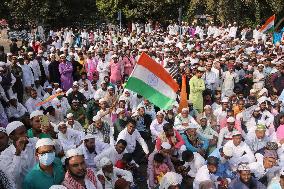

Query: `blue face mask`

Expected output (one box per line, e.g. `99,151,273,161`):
39,152,55,166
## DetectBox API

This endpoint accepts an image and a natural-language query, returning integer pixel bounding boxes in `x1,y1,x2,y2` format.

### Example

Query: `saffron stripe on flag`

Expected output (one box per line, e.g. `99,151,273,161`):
137,53,179,92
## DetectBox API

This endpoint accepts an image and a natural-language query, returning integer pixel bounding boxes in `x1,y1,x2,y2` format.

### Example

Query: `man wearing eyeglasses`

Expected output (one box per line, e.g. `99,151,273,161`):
23,138,64,189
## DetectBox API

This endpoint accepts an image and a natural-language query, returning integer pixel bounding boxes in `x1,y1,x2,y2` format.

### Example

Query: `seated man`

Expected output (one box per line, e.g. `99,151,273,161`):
25,89,42,114
197,116,218,153
210,146,235,180
56,122,84,151
193,156,222,188
181,124,209,157
245,123,270,153
65,113,84,132
224,130,255,170
67,99,86,126
174,108,198,133
150,111,168,140
63,148,103,189
249,149,279,186
228,162,266,189
217,117,238,148
155,123,185,157
117,119,149,160
6,95,28,121
77,134,110,169
148,142,175,189
96,157,133,189
23,138,64,189
87,115,114,145
181,150,205,178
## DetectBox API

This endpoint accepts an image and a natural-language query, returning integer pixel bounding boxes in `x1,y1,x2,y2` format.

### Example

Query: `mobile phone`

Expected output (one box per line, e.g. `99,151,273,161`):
40,115,49,127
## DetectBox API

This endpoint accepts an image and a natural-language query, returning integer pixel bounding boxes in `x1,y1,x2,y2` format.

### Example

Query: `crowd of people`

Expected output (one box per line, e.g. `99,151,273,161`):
0,21,284,189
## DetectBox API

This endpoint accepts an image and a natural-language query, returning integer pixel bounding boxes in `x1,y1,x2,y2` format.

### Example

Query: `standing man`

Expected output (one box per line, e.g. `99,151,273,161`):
189,67,206,113
10,55,23,103
59,54,73,91
48,53,61,85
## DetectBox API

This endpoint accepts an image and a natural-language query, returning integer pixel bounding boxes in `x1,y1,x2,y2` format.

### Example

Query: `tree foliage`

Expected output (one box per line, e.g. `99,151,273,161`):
0,0,284,28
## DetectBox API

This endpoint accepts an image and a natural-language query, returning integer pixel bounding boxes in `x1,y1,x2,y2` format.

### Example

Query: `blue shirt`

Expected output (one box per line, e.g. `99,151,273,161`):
181,132,209,152
23,158,64,189
210,147,235,179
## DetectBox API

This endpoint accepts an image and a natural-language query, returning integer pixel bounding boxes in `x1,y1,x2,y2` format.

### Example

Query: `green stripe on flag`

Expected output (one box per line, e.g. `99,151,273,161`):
125,77,175,110
265,26,274,34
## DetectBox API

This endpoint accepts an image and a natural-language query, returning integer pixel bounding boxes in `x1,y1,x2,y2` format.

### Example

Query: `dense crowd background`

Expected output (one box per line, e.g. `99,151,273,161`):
0,21,284,189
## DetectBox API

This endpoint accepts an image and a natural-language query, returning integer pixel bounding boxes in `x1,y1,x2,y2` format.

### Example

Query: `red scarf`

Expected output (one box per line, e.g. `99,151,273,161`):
63,168,97,189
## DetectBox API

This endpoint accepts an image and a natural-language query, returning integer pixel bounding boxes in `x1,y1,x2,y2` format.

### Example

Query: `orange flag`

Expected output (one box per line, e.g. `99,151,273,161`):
178,74,188,113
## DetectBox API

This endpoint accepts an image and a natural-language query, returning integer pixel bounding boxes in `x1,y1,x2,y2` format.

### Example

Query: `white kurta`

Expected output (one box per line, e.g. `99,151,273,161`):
0,138,37,189
25,97,42,114
6,102,27,119
117,128,149,154
78,142,110,169
57,128,84,151
93,146,125,168
96,168,133,189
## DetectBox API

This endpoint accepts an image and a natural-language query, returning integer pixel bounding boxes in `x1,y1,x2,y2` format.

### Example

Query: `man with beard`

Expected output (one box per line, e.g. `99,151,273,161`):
96,157,133,189
77,134,109,169
0,121,37,189
228,162,265,189
113,108,130,140
63,148,103,189
245,124,270,153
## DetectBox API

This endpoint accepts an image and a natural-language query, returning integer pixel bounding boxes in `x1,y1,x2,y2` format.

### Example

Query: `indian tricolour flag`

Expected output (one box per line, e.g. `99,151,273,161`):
125,52,179,110
259,14,275,33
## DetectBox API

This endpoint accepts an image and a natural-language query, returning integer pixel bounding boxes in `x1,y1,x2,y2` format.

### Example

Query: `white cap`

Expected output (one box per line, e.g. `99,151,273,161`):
49,185,67,189
59,54,66,58
227,117,235,123
250,89,256,94
116,108,124,114
181,108,189,112
55,88,62,93
73,81,79,86
99,98,106,103
232,130,242,136
107,86,114,90
99,157,112,168
93,115,101,122
180,63,185,67
30,110,44,119
36,138,54,149
156,110,165,116
280,168,284,176
204,105,211,110
72,99,79,103
112,54,118,59
159,172,183,189
6,121,24,135
27,52,34,55
197,67,206,72
45,85,52,89
237,162,250,171
221,98,229,103
161,142,171,150
188,123,198,129
66,113,73,118
223,146,233,157
83,134,96,140
65,148,83,159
